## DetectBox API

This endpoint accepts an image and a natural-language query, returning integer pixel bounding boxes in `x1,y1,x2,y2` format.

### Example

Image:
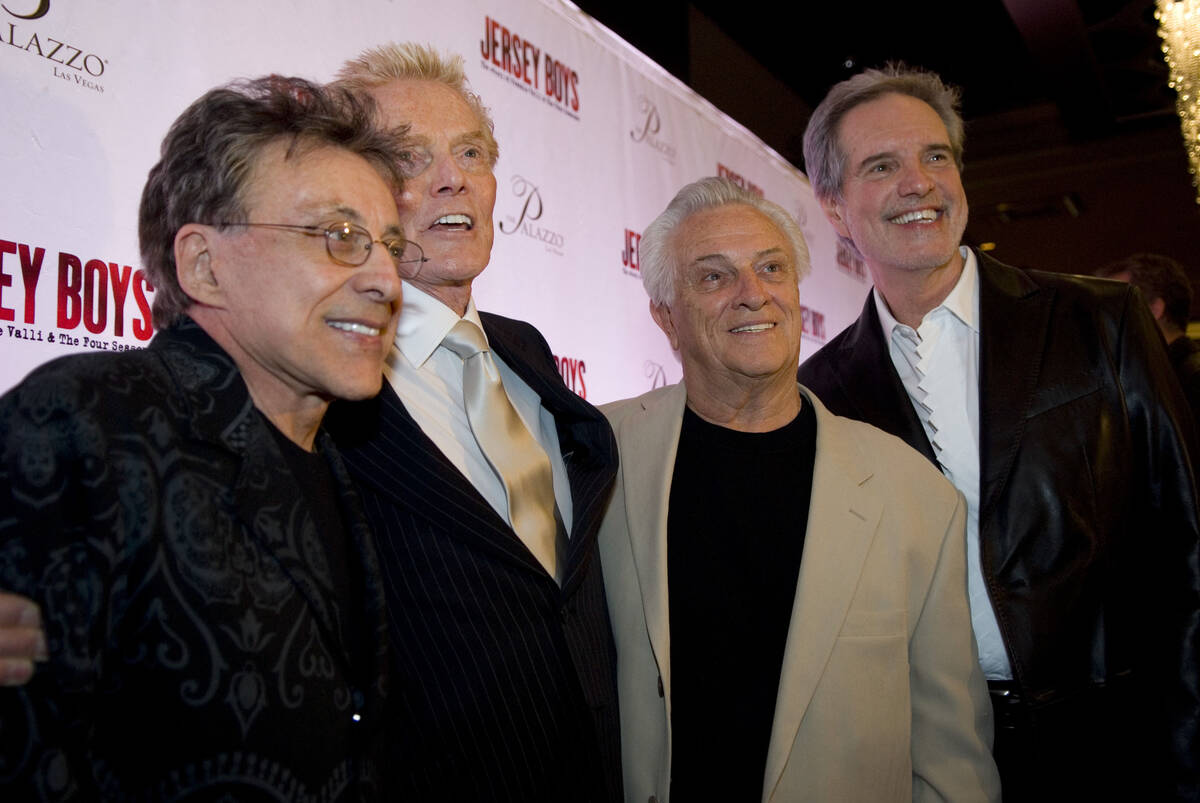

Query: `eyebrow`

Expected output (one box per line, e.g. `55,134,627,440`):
399,133,432,149
294,203,368,226
692,246,787,265
328,204,366,223
331,205,405,239
858,141,953,169
452,129,491,148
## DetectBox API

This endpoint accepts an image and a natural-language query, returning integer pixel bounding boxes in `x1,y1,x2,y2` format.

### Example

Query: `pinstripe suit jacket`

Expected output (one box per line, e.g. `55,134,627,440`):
326,311,622,803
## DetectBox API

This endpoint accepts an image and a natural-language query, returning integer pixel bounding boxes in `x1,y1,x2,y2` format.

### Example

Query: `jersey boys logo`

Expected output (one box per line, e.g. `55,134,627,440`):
3,0,110,93
0,237,154,348
716,163,764,198
629,97,676,162
621,228,641,277
553,354,587,398
800,305,826,343
498,175,565,255
480,15,579,118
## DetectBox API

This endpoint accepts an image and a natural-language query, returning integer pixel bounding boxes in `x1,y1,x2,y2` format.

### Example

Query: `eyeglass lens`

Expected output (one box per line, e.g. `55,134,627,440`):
324,223,422,271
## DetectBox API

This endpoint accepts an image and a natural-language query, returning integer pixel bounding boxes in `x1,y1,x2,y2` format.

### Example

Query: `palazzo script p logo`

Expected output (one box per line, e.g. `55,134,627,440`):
630,97,660,144
499,176,544,234
3,0,48,19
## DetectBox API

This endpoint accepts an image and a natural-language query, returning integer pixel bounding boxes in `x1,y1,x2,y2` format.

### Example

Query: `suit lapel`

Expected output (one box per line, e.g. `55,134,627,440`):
619,384,687,704
323,430,391,719
762,391,884,801
482,312,618,590
976,254,1054,523
333,383,546,574
832,293,937,465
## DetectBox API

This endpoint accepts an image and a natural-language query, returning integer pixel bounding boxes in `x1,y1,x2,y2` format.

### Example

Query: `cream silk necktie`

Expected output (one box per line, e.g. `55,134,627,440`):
442,319,560,582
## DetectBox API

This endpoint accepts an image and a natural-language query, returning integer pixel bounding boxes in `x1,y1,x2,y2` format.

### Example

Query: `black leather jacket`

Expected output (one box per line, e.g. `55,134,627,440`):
799,252,1200,799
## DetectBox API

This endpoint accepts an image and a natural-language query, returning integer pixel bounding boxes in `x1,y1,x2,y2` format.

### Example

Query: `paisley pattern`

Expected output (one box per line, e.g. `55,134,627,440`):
0,320,390,801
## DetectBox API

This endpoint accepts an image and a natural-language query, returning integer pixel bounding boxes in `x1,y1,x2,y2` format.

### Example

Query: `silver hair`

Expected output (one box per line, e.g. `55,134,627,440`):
802,63,964,203
640,176,811,305
331,42,499,167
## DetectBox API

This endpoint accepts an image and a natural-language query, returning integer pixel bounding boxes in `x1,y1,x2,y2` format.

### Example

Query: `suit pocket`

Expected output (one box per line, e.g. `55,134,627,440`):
838,608,905,638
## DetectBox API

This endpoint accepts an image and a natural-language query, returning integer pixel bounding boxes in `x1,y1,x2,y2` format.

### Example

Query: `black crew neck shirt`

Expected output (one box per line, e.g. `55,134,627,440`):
667,400,817,800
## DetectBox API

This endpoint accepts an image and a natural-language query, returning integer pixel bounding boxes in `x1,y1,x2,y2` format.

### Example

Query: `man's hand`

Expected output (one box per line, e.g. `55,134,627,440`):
0,592,47,685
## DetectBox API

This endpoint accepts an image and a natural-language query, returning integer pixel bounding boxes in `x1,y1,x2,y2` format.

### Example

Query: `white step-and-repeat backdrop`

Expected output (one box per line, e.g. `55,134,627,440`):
0,0,872,404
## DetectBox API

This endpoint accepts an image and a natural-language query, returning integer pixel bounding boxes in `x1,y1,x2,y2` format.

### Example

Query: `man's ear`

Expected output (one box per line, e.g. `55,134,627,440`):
649,299,680,352
1148,296,1167,323
174,224,222,307
819,194,852,240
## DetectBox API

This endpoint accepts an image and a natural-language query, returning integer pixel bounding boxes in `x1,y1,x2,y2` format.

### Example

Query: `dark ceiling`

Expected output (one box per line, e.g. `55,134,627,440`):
575,0,1200,320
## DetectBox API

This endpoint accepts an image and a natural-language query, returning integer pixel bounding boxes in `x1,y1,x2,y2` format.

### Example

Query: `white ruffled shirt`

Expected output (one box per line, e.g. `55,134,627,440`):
874,248,1011,679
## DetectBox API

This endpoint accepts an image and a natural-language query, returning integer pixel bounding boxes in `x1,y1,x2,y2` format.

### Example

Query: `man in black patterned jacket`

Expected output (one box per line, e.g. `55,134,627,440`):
0,74,415,800
2,43,624,803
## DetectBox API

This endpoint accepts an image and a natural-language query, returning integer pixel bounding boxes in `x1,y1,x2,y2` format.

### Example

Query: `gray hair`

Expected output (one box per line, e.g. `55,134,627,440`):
331,42,499,167
138,75,409,329
802,64,964,203
640,176,811,305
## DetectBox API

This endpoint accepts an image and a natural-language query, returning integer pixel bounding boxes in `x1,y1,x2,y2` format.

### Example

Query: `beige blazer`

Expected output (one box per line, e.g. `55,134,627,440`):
598,383,1000,803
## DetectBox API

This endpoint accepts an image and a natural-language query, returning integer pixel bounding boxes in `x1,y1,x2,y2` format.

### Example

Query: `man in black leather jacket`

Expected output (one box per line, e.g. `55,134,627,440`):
797,64,1200,801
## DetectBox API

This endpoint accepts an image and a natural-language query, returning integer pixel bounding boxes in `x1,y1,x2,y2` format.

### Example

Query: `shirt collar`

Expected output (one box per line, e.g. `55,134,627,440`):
393,281,485,368
873,246,979,336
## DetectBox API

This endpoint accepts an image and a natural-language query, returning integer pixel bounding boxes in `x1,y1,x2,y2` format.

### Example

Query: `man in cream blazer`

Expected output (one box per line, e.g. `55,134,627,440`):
599,177,999,802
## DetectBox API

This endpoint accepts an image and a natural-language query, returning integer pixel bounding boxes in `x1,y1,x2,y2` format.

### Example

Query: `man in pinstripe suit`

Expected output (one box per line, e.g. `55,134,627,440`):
322,44,623,802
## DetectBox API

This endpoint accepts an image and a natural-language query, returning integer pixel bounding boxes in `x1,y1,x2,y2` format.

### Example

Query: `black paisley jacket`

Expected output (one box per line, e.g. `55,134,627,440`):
0,319,390,802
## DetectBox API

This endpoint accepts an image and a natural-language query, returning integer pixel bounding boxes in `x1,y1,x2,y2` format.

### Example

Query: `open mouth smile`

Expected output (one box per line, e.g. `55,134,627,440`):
431,214,474,231
326,320,384,337
889,209,940,224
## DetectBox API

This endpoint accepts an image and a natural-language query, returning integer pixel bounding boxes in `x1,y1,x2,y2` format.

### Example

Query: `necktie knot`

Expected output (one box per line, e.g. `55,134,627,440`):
442,319,488,361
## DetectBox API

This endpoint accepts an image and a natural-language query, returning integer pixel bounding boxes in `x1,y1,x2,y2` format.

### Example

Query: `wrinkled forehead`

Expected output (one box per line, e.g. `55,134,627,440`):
369,80,484,140
675,204,790,263
838,93,950,156
240,139,398,222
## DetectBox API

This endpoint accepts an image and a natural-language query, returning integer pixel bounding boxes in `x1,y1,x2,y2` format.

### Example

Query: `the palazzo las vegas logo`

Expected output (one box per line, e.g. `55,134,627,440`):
498,175,566,256
3,0,110,93
629,96,676,163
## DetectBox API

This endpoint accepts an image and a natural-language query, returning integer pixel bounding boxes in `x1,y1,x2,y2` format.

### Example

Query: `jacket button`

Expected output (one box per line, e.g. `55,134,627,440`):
657,676,664,698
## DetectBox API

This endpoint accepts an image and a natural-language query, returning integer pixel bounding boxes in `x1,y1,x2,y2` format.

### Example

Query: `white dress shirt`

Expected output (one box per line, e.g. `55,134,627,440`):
873,248,1011,679
383,282,573,538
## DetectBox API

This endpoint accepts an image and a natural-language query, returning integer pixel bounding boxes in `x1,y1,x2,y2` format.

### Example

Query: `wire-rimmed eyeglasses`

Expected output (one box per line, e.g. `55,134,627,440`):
216,221,426,278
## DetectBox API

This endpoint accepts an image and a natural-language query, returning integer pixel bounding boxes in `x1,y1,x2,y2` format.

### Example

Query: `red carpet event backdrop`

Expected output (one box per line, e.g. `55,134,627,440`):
0,0,869,403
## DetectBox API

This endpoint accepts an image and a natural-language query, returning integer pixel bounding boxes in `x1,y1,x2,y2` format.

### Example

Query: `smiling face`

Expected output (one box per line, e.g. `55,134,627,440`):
368,79,497,312
651,204,803,396
822,92,968,282
202,141,404,413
